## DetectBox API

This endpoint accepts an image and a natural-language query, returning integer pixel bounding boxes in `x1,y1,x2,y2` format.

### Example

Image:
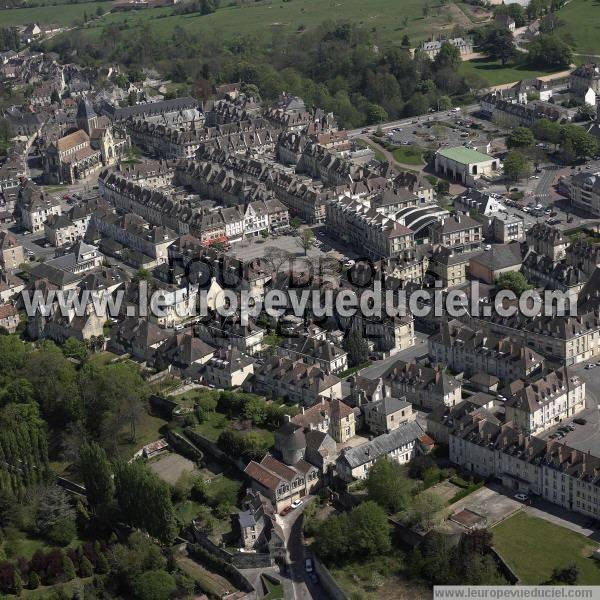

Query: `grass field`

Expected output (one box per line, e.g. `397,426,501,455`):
392,145,425,165
70,0,487,47
558,0,600,58
0,1,112,26
459,58,565,86
492,512,600,584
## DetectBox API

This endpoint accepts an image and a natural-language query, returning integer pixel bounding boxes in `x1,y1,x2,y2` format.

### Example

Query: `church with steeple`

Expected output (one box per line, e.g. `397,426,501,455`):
43,97,129,184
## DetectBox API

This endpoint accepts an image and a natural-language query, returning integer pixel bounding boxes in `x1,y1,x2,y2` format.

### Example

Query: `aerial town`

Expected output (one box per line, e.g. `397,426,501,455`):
3,1,600,599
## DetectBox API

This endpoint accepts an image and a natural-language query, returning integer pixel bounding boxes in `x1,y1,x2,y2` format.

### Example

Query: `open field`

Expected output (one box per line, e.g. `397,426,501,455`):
492,511,600,584
0,2,112,26
459,58,565,87
71,0,488,47
558,0,600,58
331,555,430,600
392,145,425,165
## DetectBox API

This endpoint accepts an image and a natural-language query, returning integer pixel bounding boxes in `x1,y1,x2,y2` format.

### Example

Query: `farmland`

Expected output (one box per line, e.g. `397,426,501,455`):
0,1,112,26
57,0,489,46
557,0,600,58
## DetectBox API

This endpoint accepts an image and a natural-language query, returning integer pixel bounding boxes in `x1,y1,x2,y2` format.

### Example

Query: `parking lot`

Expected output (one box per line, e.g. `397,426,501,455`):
386,110,505,154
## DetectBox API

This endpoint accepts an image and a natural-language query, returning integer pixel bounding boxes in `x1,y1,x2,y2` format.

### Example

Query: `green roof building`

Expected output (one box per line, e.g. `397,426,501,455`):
435,146,500,186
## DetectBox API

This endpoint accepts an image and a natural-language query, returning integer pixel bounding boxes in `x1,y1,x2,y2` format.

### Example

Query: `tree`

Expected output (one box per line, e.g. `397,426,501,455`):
79,442,114,510
28,571,40,590
479,26,516,65
527,34,573,67
434,42,460,71
50,89,60,104
263,247,292,275
132,570,176,600
313,501,390,563
507,127,534,149
495,271,533,296
290,217,302,231
576,104,597,122
366,458,412,513
350,501,391,556
437,95,452,111
62,337,88,361
503,151,532,182
25,342,82,427
297,229,315,256
342,329,369,367
61,552,76,582
562,124,598,159
436,179,450,195
29,485,76,546
406,490,447,531
114,461,177,544
133,268,151,282
549,563,579,585
367,103,388,124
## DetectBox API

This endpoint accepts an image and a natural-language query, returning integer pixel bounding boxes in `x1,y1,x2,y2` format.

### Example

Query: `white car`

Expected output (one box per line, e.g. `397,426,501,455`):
585,363,597,370
514,493,529,502
291,499,303,509
483,244,491,251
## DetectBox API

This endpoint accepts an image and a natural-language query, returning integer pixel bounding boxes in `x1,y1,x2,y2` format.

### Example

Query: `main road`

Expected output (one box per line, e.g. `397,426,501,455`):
346,103,480,139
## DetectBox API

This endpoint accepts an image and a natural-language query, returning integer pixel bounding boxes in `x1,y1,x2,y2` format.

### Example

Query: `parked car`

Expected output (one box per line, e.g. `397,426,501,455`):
280,506,293,516
574,418,587,425
291,499,303,509
305,558,314,573
309,573,319,585
514,493,529,502
585,364,596,370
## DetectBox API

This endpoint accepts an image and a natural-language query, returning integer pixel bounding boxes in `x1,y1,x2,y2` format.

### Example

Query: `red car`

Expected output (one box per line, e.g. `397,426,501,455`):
280,506,293,516
63,195,71,200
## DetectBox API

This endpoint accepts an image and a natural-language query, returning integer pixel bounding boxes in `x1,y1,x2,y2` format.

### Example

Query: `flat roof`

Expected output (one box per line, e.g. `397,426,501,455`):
436,146,494,164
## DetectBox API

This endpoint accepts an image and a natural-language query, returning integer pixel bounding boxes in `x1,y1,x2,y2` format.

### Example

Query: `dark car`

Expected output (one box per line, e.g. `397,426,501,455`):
574,418,587,425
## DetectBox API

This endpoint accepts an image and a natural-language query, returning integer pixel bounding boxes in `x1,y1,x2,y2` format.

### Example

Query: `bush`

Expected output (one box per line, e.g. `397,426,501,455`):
132,569,176,600
47,518,77,546
28,571,40,589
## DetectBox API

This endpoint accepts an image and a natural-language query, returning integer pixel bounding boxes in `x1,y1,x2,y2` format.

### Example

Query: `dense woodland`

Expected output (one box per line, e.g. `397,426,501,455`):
39,14,571,128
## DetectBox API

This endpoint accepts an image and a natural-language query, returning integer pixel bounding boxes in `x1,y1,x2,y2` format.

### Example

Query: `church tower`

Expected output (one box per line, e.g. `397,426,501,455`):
76,97,98,136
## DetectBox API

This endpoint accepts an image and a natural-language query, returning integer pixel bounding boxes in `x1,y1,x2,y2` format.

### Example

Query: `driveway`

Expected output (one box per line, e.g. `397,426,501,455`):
275,497,330,600
357,333,429,380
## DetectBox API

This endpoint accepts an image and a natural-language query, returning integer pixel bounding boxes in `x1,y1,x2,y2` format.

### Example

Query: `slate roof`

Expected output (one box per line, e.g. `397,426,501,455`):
339,420,425,469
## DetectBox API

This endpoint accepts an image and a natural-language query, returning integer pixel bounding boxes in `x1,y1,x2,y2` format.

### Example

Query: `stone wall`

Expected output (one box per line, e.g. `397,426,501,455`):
313,554,348,600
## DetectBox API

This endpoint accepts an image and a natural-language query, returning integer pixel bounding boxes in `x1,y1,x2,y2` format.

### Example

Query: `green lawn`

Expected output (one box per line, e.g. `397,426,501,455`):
0,1,112,26
64,0,487,48
492,512,600,584
195,412,232,442
194,410,274,449
117,410,167,458
392,145,425,165
558,0,600,58
263,579,284,600
175,499,204,524
459,58,565,87
205,472,244,507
